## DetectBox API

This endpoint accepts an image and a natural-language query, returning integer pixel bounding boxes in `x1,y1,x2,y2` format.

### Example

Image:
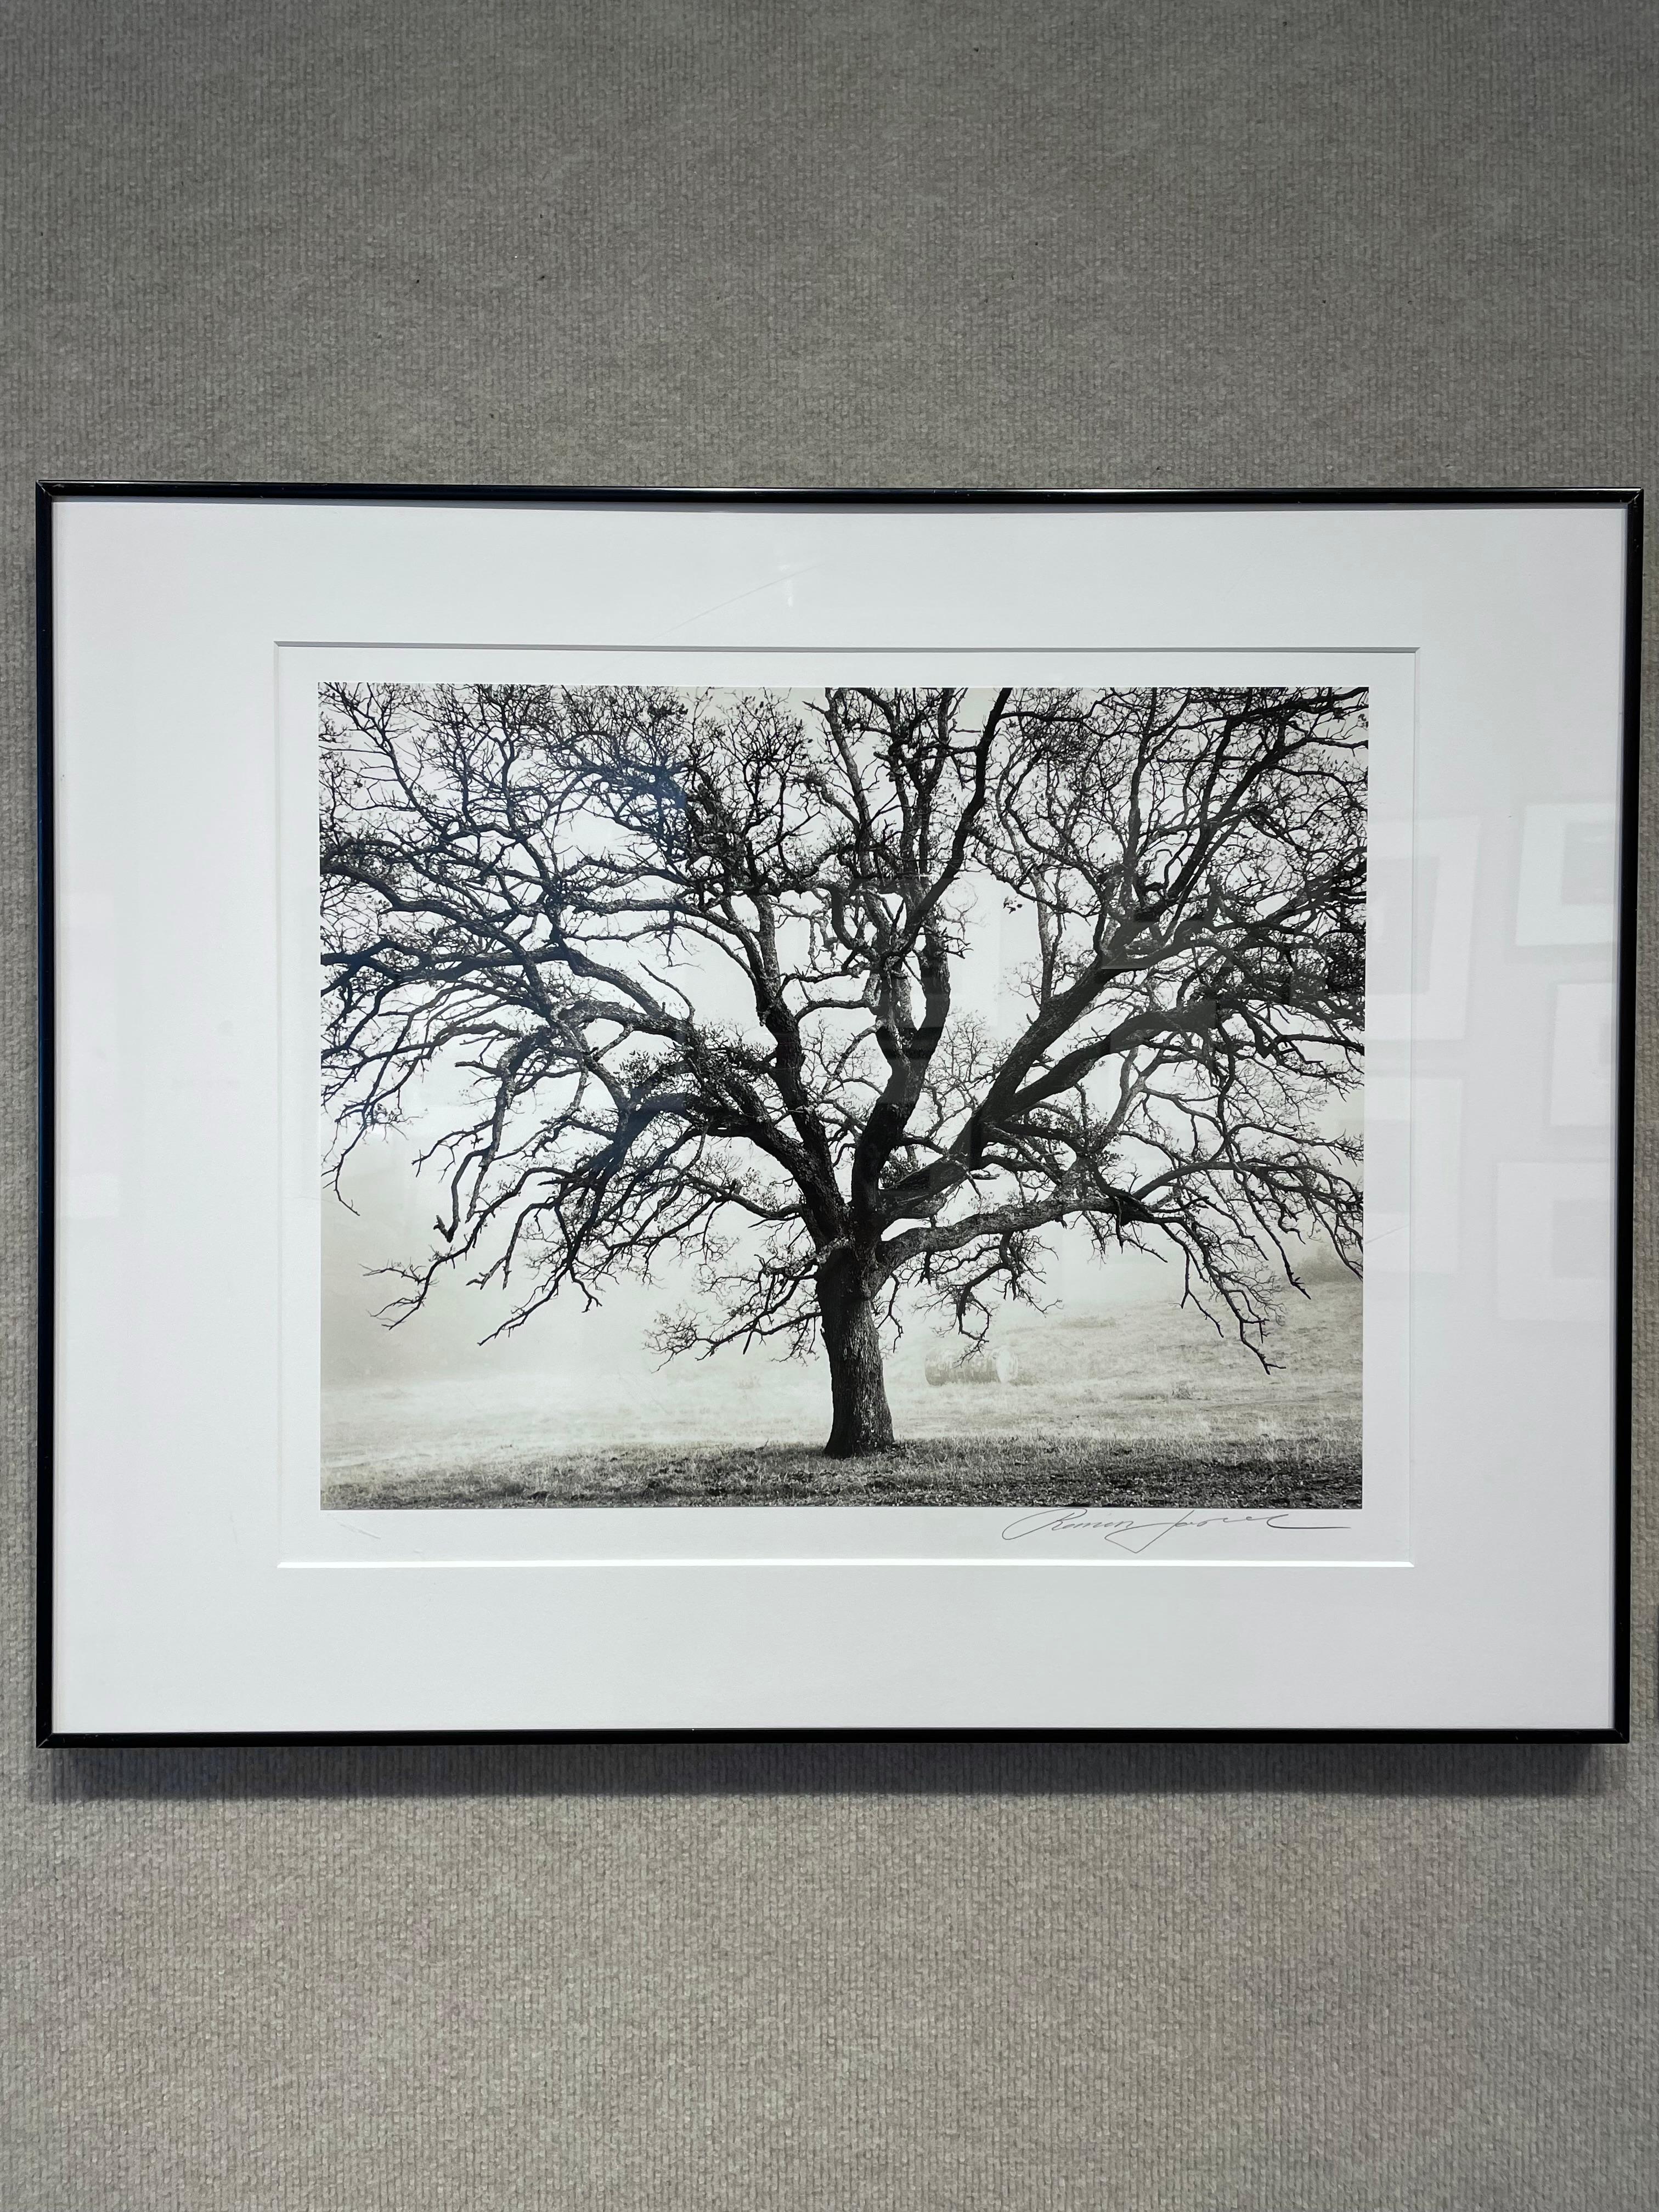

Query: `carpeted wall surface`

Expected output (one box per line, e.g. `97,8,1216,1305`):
3,4,1656,2206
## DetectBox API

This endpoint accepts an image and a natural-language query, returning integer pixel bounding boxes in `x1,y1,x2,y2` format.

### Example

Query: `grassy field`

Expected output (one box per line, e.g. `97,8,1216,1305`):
323,1273,1362,1511
323,1432,1358,1511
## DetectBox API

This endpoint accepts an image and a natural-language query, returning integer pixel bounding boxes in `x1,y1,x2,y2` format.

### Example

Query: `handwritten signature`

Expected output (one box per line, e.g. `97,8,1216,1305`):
1001,1506,1353,1555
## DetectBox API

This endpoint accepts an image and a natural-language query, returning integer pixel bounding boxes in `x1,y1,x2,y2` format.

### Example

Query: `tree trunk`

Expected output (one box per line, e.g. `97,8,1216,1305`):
817,1256,896,1458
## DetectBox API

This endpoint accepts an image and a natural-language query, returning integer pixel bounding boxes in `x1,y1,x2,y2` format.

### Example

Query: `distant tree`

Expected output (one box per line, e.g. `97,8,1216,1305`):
320,683,1366,1458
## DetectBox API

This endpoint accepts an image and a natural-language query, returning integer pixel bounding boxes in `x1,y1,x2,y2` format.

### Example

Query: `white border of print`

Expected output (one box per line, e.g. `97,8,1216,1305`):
276,644,1410,1572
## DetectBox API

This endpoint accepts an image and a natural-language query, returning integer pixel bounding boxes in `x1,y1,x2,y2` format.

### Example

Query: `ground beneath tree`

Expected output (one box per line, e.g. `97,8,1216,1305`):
323,1274,1363,1511
323,1432,1360,1511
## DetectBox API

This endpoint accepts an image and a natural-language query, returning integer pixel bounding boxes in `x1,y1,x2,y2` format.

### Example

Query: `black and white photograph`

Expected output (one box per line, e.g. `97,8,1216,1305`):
40,485,1632,1738
319,680,1368,1513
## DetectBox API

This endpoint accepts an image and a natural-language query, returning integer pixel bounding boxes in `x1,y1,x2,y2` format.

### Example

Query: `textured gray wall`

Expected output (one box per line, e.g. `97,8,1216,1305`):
4,3,1655,2206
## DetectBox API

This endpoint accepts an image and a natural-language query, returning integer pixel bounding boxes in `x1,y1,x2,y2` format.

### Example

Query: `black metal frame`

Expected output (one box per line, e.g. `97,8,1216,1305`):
33,481,1644,1750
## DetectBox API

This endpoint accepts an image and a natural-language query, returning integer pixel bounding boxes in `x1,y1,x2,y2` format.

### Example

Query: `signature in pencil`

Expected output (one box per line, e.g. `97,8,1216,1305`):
1001,1506,1353,1555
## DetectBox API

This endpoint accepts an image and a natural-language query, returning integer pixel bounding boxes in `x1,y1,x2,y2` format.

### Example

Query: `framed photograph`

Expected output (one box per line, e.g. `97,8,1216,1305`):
37,485,1639,1742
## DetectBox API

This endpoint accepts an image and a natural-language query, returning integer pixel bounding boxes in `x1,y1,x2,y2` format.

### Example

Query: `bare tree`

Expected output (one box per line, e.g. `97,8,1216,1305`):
320,684,1365,1457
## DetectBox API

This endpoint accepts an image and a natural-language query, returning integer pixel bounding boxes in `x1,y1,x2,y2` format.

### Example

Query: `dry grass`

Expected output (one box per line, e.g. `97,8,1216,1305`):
323,1430,1359,1512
